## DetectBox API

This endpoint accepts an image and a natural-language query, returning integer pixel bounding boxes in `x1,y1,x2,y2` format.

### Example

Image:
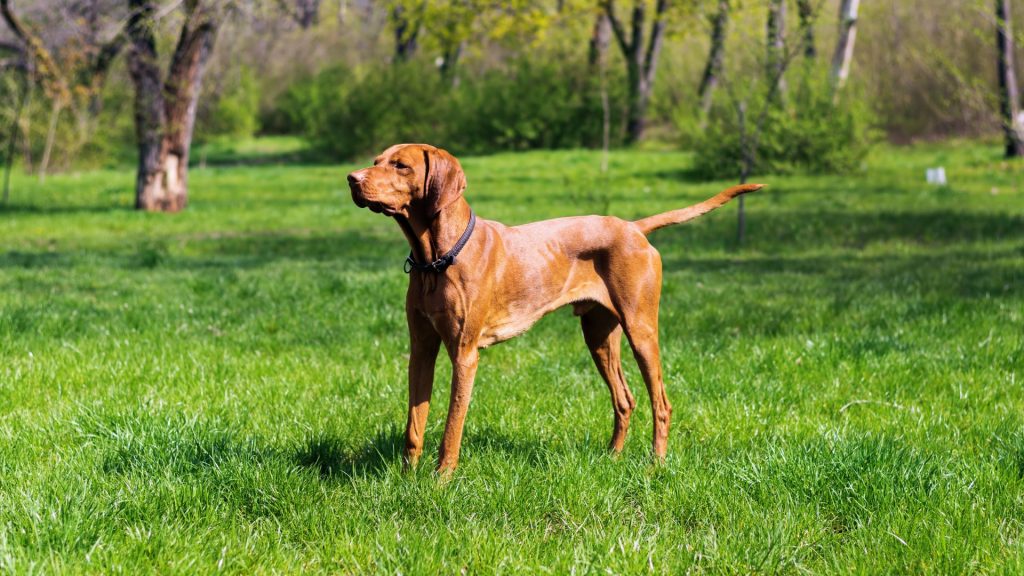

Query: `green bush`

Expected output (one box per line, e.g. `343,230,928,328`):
197,66,261,142
276,58,628,160
689,72,878,179
447,59,628,154
278,63,448,160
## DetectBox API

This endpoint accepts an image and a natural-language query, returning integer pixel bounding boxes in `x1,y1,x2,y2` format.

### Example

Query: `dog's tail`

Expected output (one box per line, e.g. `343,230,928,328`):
633,183,764,236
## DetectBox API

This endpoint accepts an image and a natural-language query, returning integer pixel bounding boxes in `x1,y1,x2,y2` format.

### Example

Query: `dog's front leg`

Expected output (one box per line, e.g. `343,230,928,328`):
404,309,441,471
437,345,479,475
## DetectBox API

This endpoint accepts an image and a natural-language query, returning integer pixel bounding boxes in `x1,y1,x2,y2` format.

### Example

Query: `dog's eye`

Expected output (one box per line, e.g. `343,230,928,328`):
392,161,410,170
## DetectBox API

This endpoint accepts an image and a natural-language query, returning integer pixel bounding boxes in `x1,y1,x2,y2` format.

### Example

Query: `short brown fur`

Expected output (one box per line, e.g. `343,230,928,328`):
348,144,762,474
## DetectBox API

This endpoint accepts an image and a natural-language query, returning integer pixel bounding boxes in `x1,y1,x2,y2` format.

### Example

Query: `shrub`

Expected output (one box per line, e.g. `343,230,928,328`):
275,57,628,160
279,63,450,160
196,66,261,142
689,71,878,179
447,59,628,154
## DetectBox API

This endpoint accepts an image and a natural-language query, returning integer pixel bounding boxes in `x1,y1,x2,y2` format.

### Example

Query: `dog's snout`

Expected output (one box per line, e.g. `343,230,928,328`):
347,172,362,186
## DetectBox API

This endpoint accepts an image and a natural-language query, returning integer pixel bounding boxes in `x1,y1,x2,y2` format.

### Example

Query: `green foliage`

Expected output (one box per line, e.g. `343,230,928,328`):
447,58,627,154
277,58,627,159
0,76,20,166
77,82,138,169
689,72,879,179
197,66,262,142
1,141,1022,572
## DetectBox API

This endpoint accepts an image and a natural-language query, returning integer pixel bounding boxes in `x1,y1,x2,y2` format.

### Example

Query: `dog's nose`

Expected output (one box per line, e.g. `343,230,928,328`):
347,172,363,186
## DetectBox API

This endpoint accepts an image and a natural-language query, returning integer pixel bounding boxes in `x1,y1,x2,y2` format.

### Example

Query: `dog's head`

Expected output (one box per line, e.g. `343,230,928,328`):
347,144,466,220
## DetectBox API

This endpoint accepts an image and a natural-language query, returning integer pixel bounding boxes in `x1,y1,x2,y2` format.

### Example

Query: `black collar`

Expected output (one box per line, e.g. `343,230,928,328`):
404,211,477,274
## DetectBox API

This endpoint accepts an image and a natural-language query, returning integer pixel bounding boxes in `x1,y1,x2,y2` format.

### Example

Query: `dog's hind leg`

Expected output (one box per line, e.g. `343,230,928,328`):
609,249,672,462
623,317,672,463
581,305,636,454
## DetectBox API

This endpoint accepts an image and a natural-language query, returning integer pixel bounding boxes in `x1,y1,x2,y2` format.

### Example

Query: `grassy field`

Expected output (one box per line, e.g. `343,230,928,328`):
0,140,1022,573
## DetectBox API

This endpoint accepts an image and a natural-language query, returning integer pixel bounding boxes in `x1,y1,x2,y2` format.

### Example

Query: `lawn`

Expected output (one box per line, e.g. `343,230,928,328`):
0,140,1022,573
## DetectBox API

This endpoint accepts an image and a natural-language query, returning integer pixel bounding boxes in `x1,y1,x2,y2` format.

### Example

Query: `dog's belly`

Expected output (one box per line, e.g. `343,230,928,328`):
477,266,604,348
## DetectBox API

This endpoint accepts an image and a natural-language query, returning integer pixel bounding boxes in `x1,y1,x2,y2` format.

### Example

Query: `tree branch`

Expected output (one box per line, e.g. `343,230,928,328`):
602,0,631,57
643,0,668,84
629,0,644,57
0,55,26,70
92,27,128,78
0,0,69,102
0,39,22,53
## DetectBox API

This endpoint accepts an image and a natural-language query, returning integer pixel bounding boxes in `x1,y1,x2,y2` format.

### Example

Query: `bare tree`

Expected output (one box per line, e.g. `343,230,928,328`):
831,0,859,90
602,0,670,144
698,0,729,117
1,0,129,179
1,0,70,181
997,0,1024,157
126,0,220,212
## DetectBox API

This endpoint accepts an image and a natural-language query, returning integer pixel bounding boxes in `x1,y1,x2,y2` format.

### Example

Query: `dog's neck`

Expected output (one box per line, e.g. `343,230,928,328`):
398,198,473,265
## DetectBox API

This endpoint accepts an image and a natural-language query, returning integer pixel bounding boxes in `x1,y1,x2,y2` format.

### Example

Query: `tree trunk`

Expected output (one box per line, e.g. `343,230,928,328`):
699,0,729,116
796,0,816,60
127,0,169,210
439,41,464,87
831,0,860,90
997,0,1024,157
295,0,320,28
766,0,787,96
3,70,27,204
392,4,419,63
38,99,61,183
127,0,218,212
604,0,668,144
588,12,610,68
736,100,749,245
626,59,646,144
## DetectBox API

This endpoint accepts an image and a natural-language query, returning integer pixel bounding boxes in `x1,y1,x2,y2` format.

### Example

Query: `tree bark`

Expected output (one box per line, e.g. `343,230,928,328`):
831,0,860,90
604,0,669,144
997,0,1024,157
127,0,219,212
699,0,729,116
796,0,816,60
766,0,787,97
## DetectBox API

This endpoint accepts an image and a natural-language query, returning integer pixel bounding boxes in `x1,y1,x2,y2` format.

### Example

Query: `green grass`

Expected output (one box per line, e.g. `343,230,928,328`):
1,140,1022,573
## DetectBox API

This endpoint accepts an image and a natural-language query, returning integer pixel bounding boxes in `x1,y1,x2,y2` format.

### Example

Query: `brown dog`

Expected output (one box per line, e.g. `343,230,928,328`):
348,144,762,474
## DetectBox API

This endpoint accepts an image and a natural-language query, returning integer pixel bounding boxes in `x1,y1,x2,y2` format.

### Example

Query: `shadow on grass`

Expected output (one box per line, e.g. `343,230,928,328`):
463,425,553,466
294,427,405,478
0,202,125,215
3,208,1021,269
293,425,560,478
195,150,331,167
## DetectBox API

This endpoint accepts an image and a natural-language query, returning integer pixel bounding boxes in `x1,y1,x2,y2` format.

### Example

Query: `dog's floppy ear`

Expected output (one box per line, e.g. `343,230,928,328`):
423,146,466,217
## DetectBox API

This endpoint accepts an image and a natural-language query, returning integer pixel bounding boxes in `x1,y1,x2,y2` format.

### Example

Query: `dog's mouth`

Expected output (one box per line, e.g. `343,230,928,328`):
357,198,397,216
350,182,398,216
368,202,396,216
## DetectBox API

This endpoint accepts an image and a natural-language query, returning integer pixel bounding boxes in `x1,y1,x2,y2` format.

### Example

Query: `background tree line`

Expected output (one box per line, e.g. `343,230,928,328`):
0,0,1022,211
